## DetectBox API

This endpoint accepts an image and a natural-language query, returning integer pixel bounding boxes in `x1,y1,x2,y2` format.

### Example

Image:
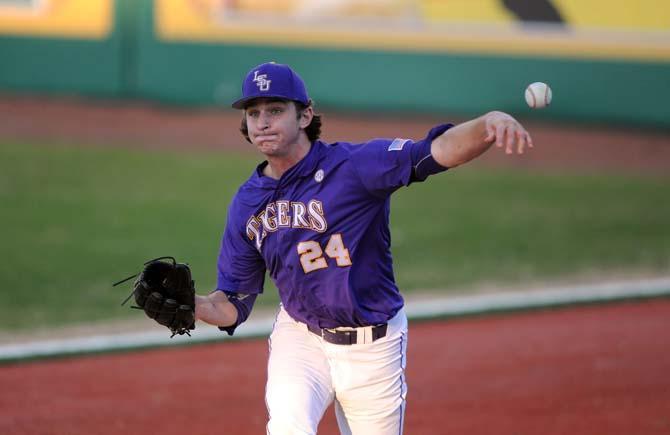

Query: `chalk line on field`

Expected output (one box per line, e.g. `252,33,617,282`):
1,277,669,362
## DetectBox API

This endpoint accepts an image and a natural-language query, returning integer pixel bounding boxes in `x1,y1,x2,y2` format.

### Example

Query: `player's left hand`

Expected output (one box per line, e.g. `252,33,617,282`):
483,111,533,155
113,256,196,338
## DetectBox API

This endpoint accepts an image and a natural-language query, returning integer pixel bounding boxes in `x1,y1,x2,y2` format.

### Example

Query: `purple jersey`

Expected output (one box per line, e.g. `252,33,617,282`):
217,124,451,332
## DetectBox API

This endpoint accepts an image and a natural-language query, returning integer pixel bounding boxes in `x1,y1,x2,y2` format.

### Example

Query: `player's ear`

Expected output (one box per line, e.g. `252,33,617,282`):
298,105,313,129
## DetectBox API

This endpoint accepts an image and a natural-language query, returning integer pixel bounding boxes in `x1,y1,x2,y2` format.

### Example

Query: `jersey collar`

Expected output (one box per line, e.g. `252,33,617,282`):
253,140,324,188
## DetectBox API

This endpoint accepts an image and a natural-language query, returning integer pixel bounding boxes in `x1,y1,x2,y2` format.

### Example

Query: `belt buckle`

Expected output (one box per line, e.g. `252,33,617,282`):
322,327,353,345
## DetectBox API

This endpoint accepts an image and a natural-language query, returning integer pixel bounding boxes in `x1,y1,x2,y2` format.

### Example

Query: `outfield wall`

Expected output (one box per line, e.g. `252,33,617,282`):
0,0,124,95
1,0,669,127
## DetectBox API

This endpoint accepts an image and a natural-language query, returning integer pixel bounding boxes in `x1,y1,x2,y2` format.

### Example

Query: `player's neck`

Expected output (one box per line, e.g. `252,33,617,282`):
263,136,312,180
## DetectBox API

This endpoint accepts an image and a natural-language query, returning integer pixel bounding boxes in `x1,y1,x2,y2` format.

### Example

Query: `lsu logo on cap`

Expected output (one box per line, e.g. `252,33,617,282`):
388,138,409,151
253,71,271,91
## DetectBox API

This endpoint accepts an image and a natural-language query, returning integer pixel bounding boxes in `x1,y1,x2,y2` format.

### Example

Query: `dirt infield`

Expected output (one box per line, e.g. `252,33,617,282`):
1,94,669,175
1,298,669,434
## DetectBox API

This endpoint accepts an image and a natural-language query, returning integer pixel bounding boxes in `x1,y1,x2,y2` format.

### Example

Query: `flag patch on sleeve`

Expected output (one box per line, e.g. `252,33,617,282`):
388,138,409,151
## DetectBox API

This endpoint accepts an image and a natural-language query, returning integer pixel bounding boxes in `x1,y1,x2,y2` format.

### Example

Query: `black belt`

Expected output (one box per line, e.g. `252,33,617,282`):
307,323,388,345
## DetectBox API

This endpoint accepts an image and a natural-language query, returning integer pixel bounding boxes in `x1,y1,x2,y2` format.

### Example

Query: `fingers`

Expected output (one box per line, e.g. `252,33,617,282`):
489,122,533,155
156,298,178,327
485,124,496,143
515,130,527,154
506,126,516,154
495,123,506,149
144,292,165,320
517,130,534,154
175,305,196,331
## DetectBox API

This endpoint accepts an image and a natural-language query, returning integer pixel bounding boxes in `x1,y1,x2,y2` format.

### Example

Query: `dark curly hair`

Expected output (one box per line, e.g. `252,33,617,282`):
239,99,322,144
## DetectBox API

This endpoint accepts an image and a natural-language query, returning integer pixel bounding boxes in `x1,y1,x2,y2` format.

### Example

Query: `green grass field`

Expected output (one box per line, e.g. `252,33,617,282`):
1,142,669,331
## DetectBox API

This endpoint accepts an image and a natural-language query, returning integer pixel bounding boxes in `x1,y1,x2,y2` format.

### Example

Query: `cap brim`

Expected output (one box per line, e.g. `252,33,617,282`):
231,97,253,110
232,95,285,110
231,95,309,109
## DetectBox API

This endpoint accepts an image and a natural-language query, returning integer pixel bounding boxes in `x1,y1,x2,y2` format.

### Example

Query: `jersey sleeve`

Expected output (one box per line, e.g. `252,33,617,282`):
216,200,266,294
215,198,266,335
350,124,452,197
217,291,258,336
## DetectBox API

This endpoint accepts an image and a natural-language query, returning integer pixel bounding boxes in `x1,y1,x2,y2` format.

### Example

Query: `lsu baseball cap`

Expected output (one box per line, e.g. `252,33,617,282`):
231,62,310,109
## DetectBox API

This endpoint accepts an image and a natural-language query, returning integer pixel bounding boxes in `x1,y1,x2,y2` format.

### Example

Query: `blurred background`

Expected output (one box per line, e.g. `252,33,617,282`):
1,0,669,335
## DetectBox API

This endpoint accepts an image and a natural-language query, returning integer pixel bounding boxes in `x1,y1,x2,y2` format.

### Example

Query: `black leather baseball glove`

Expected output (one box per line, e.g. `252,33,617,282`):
114,256,196,337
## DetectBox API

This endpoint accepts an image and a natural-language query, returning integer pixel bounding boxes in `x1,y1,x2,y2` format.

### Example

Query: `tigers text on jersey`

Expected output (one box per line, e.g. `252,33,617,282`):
217,124,451,331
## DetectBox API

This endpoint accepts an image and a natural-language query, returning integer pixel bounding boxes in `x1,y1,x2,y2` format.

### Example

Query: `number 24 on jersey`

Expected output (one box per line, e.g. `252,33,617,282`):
297,234,352,273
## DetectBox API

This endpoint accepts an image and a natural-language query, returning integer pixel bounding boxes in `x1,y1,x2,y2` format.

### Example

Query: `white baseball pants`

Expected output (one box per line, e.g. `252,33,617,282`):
265,306,408,435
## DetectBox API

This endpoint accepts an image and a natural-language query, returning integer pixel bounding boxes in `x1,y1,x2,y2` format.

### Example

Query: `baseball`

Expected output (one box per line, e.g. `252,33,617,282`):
525,82,552,109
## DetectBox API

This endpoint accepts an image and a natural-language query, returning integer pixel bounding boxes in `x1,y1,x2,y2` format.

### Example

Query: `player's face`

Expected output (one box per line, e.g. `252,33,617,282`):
245,99,310,157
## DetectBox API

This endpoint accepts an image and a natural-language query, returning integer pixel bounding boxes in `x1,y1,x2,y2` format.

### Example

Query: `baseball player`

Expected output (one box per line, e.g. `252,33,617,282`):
194,62,532,434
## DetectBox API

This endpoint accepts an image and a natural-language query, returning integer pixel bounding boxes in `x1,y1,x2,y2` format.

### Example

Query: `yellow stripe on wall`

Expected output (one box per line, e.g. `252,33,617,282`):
420,0,669,30
0,0,113,39
554,0,669,30
156,0,670,62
